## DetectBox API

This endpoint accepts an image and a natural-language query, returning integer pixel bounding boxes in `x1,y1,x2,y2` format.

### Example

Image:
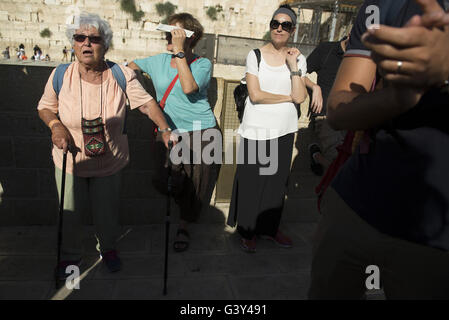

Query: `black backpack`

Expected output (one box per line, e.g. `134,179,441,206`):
234,49,261,122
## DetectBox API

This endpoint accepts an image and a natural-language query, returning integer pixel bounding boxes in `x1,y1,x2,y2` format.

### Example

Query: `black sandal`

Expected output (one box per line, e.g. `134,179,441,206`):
173,228,190,252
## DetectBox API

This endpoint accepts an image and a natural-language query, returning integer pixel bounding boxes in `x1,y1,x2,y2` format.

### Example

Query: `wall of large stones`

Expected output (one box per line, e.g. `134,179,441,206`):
0,0,289,65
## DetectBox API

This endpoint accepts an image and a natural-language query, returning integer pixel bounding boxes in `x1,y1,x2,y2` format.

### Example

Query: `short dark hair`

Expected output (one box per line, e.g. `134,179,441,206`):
167,13,204,49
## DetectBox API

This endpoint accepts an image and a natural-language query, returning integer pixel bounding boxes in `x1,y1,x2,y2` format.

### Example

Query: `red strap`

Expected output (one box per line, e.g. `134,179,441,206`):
314,77,378,213
159,57,200,110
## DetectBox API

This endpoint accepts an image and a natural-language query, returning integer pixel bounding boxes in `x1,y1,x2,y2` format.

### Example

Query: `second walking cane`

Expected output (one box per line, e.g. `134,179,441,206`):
163,140,174,295
55,151,67,289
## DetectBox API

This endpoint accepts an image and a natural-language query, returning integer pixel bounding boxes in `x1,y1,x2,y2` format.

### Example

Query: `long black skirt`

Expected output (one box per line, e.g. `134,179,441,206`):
227,133,294,240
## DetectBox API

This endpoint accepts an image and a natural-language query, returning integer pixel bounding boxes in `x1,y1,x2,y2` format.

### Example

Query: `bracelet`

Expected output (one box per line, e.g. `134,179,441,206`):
48,119,61,130
159,127,172,133
291,70,302,77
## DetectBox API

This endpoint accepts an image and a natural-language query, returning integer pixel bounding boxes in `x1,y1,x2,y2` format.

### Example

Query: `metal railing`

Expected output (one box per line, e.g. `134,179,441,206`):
216,34,317,66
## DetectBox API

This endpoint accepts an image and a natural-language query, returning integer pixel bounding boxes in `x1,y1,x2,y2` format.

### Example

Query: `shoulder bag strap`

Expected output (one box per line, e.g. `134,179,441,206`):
159,56,200,109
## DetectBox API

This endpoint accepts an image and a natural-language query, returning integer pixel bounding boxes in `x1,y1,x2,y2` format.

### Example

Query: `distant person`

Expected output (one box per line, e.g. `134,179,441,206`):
19,43,24,50
33,44,41,56
2,46,10,59
122,59,128,66
70,46,75,61
45,54,51,61
304,36,350,175
19,48,27,60
62,46,68,62
34,48,42,61
227,4,307,253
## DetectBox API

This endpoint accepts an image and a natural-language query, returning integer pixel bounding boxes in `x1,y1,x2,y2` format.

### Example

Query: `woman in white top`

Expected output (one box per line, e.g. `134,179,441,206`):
227,4,307,252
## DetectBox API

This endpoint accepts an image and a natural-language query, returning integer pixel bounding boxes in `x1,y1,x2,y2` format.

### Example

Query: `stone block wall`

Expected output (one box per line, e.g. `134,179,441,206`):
0,0,284,65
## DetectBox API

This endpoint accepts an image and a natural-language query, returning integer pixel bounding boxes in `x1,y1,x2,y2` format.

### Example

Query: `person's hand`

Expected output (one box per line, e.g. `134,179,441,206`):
171,28,187,54
162,131,178,149
285,47,301,71
362,0,449,88
362,24,449,88
405,0,449,28
310,85,323,114
51,123,74,154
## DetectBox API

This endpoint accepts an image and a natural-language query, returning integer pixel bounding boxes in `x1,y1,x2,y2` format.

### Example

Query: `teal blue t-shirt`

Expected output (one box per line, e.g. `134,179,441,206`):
134,53,216,132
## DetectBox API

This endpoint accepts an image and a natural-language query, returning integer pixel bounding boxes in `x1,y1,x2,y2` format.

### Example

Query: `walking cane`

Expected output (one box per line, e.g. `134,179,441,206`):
55,151,67,289
163,140,174,295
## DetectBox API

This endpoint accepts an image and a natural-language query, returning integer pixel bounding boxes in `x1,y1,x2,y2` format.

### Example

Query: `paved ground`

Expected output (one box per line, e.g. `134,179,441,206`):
0,199,386,300
0,202,315,300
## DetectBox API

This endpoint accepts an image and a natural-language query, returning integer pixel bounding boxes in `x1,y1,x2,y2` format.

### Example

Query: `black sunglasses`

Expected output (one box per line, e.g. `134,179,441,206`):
73,34,103,44
270,19,294,32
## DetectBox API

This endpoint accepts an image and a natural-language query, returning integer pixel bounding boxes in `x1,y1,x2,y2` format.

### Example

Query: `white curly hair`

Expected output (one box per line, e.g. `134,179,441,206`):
66,12,113,51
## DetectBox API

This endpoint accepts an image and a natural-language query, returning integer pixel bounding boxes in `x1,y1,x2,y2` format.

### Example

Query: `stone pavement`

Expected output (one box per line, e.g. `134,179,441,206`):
0,195,386,300
0,200,317,300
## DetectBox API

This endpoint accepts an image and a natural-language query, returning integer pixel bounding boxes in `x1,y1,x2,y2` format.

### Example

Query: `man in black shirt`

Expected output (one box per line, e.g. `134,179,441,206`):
309,0,449,299
305,37,349,175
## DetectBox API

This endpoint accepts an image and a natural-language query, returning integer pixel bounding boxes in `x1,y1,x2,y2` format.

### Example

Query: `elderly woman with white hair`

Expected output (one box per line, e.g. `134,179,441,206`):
37,12,172,276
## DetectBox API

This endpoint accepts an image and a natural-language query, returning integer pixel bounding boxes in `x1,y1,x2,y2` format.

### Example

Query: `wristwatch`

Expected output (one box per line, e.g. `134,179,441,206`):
159,127,172,133
173,52,186,59
291,70,302,77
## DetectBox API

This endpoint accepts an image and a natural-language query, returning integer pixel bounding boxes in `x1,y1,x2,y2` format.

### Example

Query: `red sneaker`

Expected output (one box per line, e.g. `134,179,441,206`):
261,230,293,248
240,237,257,253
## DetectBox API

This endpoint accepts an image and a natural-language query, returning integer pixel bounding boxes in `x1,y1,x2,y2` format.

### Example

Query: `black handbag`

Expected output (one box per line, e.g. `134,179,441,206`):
233,48,261,122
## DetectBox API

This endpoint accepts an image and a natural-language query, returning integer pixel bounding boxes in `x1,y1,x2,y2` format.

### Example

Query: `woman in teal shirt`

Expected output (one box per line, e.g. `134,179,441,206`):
129,13,218,252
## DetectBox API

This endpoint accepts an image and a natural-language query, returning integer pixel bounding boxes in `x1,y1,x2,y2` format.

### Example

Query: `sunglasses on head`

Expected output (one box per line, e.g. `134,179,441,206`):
270,19,294,32
73,34,103,44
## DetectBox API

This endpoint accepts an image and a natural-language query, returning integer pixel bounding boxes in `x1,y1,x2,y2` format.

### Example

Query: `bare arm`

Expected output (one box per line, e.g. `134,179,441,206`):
128,61,146,87
327,57,423,130
305,77,320,90
38,109,74,153
246,73,293,104
304,76,323,114
286,49,307,104
174,56,198,95
138,99,172,147
290,75,307,104
171,29,199,95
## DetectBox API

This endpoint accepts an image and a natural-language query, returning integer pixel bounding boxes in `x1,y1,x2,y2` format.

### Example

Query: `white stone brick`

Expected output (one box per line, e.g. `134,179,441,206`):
44,0,60,5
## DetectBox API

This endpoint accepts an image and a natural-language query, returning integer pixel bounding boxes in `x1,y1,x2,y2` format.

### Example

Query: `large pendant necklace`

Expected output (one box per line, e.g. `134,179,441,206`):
80,69,106,157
